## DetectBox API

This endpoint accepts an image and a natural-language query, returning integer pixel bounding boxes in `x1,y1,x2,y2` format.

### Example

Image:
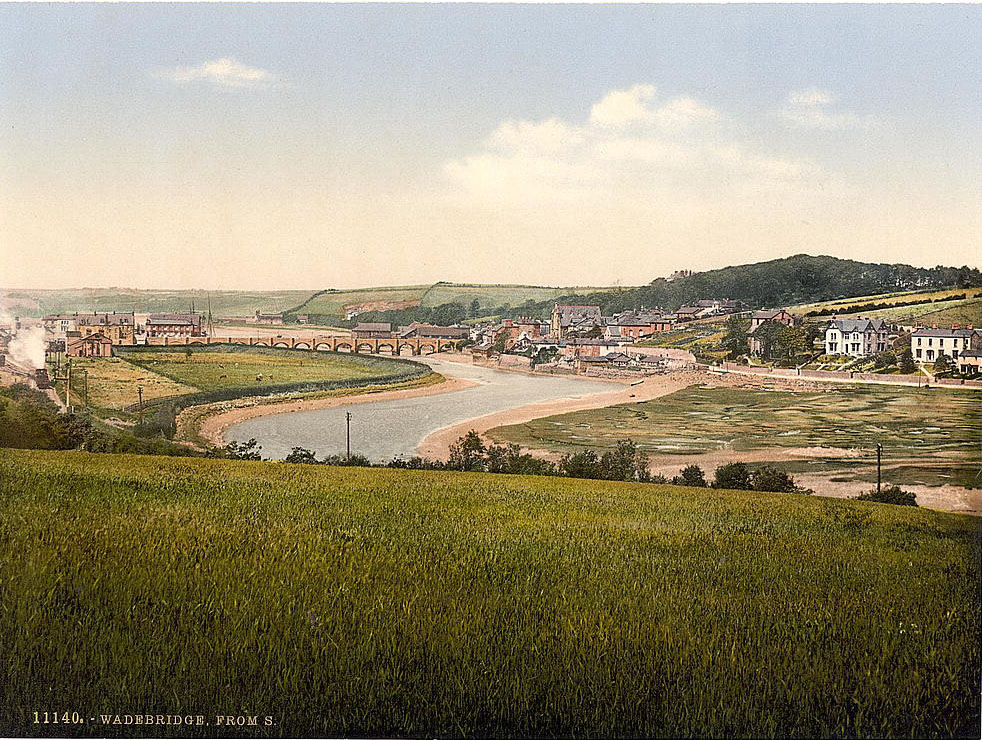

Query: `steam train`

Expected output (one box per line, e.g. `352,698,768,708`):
34,368,52,389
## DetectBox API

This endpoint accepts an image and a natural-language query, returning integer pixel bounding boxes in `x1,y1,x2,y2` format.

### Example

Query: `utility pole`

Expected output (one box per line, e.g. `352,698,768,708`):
346,411,352,460
66,359,73,414
877,443,882,493
81,369,89,408
137,385,144,425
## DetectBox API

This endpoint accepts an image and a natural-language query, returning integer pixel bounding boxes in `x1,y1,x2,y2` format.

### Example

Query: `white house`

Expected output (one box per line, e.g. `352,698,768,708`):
910,326,980,363
824,318,889,358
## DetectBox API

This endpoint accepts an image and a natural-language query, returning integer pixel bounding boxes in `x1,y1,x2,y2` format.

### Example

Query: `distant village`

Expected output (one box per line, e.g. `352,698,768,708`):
1,290,978,384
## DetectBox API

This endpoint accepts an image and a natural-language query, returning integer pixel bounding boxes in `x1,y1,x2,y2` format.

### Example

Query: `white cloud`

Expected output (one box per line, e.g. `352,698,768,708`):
157,58,276,89
780,88,876,130
589,84,720,129
444,83,819,207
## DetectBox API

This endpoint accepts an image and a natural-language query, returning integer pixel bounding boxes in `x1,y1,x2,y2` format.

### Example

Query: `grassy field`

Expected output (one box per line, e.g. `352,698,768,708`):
289,285,432,317
419,283,619,310
51,356,194,410
0,288,314,318
489,384,981,488
790,287,982,316
0,449,978,738
119,348,391,393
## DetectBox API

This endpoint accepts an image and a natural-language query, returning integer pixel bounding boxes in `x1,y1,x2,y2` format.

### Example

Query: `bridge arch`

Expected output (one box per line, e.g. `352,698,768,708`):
398,343,416,356
419,343,437,355
315,342,332,351
376,343,395,355
273,341,289,348
356,343,374,353
294,341,311,350
335,343,352,353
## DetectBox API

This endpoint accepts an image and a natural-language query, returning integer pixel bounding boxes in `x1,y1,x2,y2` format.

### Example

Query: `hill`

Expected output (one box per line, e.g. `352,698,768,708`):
0,288,314,318
1,449,978,738
499,255,982,319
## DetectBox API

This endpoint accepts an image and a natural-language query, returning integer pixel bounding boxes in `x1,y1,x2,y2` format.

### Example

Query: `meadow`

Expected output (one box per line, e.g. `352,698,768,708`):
0,288,314,318
419,282,619,310
789,287,982,317
0,449,977,738
488,384,981,488
289,285,432,317
52,356,194,410
119,348,392,393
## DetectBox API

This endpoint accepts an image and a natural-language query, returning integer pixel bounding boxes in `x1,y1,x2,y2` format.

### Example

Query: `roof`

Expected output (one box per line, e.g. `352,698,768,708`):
68,331,112,344
353,322,392,332
75,312,134,326
147,313,202,326
911,327,980,338
959,349,982,358
752,309,788,320
827,318,888,333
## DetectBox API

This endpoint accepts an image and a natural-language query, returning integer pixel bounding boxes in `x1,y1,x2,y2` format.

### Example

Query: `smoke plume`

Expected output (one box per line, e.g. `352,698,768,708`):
8,326,46,370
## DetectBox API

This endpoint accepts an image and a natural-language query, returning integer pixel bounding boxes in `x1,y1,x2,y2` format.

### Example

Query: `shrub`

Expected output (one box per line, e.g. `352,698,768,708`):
856,485,918,507
675,464,707,488
713,462,753,490
752,465,797,493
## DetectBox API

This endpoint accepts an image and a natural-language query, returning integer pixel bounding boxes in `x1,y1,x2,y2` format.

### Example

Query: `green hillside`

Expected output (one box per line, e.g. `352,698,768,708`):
0,288,314,318
1,449,977,738
419,282,622,311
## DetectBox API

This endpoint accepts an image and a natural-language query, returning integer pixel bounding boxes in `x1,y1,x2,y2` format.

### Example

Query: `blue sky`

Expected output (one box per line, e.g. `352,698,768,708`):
1,4,979,290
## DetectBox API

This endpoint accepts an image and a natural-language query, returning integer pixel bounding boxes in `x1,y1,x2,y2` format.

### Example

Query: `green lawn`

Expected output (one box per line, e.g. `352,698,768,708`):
0,449,978,738
488,384,981,488
119,348,394,393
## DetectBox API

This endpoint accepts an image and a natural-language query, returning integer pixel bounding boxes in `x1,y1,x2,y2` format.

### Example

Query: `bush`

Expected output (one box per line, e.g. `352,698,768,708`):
856,485,918,507
752,465,797,493
672,464,707,488
713,462,753,490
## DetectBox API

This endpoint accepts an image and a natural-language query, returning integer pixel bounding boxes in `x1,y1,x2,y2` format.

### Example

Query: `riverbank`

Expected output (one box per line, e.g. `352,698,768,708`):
182,373,477,448
416,369,718,460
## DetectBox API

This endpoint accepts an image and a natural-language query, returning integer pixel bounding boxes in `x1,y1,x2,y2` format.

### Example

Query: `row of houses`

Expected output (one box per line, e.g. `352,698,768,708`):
43,312,206,342
350,321,470,341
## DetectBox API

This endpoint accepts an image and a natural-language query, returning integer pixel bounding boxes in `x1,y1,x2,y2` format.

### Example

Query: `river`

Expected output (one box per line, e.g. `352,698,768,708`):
224,357,614,461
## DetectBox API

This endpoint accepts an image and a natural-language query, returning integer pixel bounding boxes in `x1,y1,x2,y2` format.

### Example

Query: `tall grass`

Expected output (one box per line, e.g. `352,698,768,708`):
1,449,978,738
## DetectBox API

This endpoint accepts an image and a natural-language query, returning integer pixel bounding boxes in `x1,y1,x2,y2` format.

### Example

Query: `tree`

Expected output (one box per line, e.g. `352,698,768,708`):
873,351,897,369
677,464,707,487
598,439,651,482
933,353,954,375
722,315,750,359
752,321,785,361
898,348,916,374
447,430,487,472
469,299,481,318
285,447,319,464
752,465,797,492
713,462,753,490
559,450,602,479
208,438,262,460
776,326,810,363
184,347,193,363
491,332,509,354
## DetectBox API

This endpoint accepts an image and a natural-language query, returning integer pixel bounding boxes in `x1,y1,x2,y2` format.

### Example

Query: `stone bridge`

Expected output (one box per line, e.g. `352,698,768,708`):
142,334,458,356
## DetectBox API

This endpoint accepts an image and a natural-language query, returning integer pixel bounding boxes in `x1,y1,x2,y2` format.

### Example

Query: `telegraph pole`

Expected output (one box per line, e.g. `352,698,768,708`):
137,385,144,425
346,411,352,460
877,443,882,494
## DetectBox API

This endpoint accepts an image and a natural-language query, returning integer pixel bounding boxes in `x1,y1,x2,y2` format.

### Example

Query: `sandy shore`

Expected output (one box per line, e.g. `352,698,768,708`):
188,375,478,447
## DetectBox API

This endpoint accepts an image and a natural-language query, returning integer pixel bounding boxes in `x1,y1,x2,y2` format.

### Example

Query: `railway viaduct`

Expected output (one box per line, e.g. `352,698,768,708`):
142,334,458,356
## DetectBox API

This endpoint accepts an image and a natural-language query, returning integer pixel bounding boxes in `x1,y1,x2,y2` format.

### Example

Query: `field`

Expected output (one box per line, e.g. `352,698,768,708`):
119,348,391,393
488,384,981,489
419,283,619,311
0,288,314,318
0,449,978,738
51,356,194,410
789,287,982,316
289,285,432,317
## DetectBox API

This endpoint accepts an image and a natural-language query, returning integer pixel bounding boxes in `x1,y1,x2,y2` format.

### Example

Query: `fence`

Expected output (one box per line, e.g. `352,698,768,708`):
720,362,982,389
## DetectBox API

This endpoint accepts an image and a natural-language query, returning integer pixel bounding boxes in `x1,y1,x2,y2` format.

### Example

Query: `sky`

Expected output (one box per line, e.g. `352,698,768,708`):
1,3,980,291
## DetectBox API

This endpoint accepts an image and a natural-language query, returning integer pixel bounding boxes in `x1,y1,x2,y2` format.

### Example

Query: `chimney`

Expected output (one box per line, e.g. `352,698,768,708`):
932,323,938,329
952,324,960,330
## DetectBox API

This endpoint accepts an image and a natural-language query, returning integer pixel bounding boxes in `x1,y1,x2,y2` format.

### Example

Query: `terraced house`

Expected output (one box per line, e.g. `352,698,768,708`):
910,325,981,363
824,317,889,357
